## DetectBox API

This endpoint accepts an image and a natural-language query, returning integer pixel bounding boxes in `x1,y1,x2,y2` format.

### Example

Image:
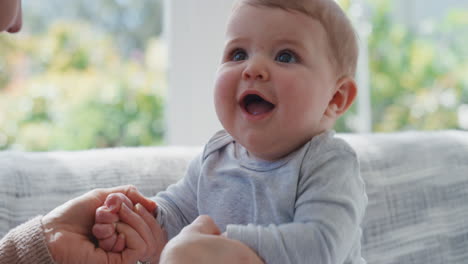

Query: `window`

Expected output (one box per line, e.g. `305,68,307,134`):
1,0,467,150
0,0,166,150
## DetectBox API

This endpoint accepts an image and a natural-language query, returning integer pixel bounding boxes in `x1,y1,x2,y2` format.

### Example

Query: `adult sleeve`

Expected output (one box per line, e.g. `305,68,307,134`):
154,154,202,239
0,216,54,264
226,151,368,264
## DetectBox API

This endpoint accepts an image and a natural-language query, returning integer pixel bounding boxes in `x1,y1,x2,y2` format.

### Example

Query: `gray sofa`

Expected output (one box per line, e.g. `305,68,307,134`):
1,131,467,264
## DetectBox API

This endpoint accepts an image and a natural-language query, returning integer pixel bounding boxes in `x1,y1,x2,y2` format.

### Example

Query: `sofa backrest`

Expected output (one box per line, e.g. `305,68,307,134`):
1,131,467,264
342,131,468,264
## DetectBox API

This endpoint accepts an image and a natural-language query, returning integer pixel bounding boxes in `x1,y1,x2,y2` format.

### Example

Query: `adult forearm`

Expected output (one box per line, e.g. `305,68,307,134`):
0,216,54,264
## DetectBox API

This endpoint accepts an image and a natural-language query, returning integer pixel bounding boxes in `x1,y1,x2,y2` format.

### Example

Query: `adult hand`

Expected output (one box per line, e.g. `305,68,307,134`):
93,193,168,262
93,193,136,252
160,215,264,264
42,185,159,264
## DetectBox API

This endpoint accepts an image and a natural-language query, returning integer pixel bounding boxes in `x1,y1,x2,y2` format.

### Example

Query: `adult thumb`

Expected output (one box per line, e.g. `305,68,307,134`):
183,215,221,235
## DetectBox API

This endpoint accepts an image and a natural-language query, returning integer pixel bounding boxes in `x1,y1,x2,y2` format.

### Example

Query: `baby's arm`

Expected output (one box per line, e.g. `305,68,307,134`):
92,153,204,254
153,154,203,239
226,151,368,264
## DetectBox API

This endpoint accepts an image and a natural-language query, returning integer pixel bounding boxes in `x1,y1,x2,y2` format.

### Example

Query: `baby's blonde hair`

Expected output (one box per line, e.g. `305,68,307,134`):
237,0,359,78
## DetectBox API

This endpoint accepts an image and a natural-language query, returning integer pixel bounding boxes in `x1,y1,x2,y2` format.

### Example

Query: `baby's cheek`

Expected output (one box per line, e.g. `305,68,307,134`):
214,69,238,101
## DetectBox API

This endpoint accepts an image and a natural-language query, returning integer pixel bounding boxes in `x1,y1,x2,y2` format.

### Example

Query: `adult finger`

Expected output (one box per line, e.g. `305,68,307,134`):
110,222,146,264
182,215,221,235
119,202,155,254
134,203,167,262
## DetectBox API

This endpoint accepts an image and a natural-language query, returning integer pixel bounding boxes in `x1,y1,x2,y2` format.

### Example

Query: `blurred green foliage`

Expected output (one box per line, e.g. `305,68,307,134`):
335,0,468,132
368,0,468,131
22,0,163,55
1,0,468,151
0,22,166,151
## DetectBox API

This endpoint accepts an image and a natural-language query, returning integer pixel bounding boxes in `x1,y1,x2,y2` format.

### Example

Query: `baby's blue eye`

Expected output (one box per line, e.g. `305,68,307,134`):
276,50,297,63
231,49,248,61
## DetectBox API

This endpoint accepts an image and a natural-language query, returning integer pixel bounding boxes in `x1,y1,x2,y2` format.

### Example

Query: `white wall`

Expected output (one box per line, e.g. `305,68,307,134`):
164,0,235,145
394,0,468,30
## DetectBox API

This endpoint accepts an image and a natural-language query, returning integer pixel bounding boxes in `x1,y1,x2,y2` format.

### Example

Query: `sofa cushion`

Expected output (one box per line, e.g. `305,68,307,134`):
341,131,468,264
1,131,468,264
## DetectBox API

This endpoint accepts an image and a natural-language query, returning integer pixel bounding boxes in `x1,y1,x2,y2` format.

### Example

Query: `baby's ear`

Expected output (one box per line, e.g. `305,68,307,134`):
325,76,357,118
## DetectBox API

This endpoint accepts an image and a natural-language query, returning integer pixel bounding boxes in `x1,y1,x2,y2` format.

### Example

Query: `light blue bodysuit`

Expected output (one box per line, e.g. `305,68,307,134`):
154,130,368,264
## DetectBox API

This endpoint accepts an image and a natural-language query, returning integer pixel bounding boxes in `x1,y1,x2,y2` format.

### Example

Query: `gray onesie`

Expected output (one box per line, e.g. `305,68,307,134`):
155,130,368,264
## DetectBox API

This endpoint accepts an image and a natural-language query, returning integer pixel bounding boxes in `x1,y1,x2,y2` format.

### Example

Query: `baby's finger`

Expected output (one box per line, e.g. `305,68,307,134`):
125,186,157,213
119,203,154,257
105,193,133,213
98,233,118,252
95,205,119,224
120,194,134,213
134,203,166,263
135,203,167,244
111,233,126,253
92,223,116,239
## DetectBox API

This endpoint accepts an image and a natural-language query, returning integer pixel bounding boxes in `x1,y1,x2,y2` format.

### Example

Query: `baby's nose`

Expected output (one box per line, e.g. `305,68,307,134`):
242,59,269,81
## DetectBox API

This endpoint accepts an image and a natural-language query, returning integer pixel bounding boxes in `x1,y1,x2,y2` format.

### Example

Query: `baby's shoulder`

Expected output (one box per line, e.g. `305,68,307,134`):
307,130,356,157
299,131,360,181
202,130,234,160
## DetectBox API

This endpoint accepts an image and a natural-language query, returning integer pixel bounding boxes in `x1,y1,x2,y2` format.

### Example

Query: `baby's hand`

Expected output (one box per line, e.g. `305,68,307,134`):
118,199,168,263
92,192,166,262
93,193,133,252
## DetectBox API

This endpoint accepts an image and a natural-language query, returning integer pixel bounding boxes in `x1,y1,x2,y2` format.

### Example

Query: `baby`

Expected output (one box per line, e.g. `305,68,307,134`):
94,0,368,263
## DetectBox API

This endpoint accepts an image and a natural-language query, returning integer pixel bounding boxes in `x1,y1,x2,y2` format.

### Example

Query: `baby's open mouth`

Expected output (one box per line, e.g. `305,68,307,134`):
241,94,275,116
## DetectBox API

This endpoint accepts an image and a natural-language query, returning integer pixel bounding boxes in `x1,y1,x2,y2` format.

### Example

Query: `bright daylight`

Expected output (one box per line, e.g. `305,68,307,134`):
1,0,468,264
0,0,467,150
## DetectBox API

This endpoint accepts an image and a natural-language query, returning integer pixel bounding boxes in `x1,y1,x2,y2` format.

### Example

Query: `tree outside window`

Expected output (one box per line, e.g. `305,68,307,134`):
0,0,467,151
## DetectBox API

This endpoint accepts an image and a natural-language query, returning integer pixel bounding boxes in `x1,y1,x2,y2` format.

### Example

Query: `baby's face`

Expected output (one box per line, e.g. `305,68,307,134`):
214,4,338,161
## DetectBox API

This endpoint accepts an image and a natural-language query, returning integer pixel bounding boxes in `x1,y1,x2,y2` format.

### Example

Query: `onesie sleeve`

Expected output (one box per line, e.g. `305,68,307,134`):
154,153,202,239
226,149,368,264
